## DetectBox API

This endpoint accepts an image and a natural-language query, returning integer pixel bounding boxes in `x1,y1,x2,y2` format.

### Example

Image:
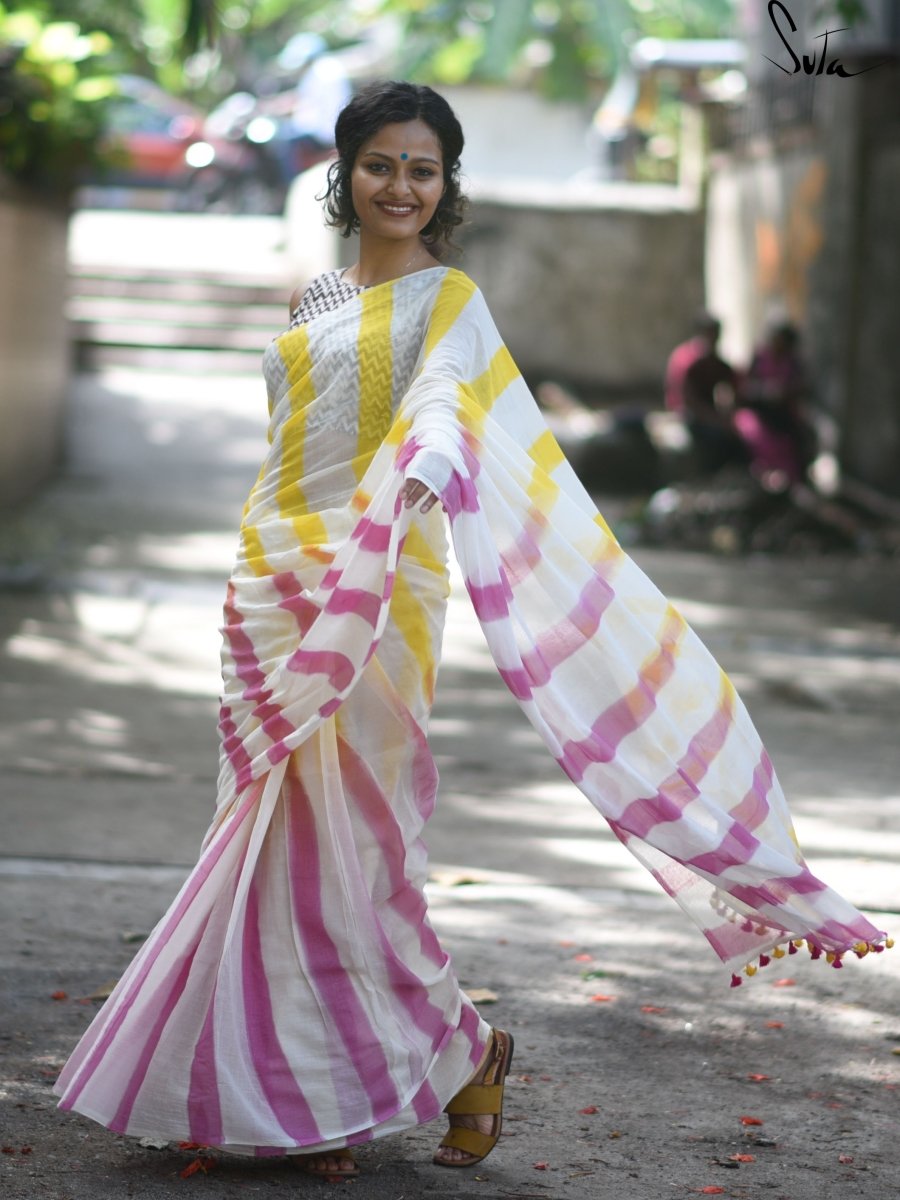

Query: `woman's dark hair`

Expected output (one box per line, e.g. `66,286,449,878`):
322,81,466,251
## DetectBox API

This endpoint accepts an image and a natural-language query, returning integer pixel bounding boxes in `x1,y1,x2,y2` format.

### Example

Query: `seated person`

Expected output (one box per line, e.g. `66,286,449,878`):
734,321,816,487
666,313,746,475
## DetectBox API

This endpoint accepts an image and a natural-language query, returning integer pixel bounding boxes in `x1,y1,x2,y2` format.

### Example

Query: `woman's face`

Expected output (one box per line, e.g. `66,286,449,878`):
350,118,445,243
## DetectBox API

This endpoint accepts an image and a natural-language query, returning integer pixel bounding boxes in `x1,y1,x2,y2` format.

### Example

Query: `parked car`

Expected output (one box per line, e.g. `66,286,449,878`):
93,74,204,189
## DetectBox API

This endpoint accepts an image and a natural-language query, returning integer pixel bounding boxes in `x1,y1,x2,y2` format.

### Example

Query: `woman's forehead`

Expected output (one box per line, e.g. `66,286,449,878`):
358,119,442,160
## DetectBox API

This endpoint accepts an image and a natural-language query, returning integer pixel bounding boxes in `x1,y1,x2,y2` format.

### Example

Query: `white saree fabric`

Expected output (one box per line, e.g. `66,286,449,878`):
55,266,887,1153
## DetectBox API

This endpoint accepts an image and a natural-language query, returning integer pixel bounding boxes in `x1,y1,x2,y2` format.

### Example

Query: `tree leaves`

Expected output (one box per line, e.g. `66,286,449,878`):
380,0,740,101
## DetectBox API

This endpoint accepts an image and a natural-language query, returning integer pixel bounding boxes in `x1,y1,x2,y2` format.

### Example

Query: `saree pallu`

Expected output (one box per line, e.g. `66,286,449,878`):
55,266,888,1152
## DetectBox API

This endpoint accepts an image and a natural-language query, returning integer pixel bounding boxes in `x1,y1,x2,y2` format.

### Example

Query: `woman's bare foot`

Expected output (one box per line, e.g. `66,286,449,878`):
433,1029,515,1167
294,1150,358,1177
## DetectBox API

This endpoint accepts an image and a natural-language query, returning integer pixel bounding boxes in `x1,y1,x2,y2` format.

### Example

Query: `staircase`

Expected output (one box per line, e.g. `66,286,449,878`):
67,263,292,374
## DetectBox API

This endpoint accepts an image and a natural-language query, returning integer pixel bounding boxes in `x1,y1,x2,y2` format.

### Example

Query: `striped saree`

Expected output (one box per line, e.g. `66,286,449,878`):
55,266,887,1153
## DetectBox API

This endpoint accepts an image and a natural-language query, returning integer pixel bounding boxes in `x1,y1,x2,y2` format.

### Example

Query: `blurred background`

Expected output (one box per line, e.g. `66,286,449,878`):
1,0,899,543
3,11,900,1193
2,16,900,1189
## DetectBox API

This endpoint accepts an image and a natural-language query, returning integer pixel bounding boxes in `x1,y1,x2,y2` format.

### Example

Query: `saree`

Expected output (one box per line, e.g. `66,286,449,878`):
54,266,889,1153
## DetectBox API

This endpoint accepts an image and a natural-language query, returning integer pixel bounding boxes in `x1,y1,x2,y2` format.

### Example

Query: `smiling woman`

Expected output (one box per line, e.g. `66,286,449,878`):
322,80,467,272
347,120,446,267
54,79,891,1186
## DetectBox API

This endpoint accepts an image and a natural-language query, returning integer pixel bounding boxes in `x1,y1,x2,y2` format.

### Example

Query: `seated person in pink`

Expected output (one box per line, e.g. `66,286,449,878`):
734,321,816,487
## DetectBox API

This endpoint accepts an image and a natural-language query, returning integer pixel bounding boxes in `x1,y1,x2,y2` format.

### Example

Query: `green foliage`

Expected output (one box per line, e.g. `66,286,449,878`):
815,0,870,26
624,0,735,40
0,1,235,196
2,0,150,78
379,0,737,100
0,5,125,194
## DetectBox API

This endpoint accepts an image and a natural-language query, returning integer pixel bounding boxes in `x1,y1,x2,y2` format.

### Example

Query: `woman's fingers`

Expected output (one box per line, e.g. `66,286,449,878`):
401,480,438,511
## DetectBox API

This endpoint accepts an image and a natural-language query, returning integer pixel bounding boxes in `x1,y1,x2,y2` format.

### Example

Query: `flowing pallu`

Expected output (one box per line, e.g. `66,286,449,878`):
55,266,888,1152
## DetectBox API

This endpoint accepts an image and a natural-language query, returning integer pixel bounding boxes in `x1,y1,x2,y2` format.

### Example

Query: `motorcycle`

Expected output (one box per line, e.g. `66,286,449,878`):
177,92,288,215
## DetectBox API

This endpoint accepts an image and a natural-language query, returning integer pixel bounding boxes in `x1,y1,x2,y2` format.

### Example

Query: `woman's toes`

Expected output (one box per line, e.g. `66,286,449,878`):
437,1146,470,1165
299,1153,355,1173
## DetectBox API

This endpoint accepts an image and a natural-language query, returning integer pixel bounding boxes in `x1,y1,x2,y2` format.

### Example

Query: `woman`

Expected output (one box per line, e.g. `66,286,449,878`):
734,321,816,487
54,82,889,1179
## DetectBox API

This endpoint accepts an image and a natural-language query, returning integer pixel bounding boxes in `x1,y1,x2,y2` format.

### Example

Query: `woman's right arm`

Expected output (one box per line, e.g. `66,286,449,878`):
288,283,309,320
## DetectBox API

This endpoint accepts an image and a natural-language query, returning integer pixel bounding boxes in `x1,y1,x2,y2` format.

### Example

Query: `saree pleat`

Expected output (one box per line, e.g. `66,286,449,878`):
55,265,887,1151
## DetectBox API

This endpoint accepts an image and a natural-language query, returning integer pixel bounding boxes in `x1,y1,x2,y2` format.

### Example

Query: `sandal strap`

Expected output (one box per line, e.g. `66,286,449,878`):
443,1081,505,1116
437,1126,497,1159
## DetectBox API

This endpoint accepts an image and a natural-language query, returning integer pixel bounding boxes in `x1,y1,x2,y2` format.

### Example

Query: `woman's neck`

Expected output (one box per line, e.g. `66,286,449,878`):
346,235,439,288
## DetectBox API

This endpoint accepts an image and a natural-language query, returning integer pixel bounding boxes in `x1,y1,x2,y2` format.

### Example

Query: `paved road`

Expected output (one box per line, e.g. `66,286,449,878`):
2,212,899,1198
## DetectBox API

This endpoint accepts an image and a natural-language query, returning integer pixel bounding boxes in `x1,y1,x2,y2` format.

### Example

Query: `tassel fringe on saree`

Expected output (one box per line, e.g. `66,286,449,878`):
54,266,889,1153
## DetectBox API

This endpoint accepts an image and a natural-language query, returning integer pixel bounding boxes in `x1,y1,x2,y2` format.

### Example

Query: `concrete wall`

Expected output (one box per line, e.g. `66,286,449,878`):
843,140,900,495
705,60,900,496
811,63,900,498
459,182,705,396
705,149,825,367
0,188,70,509
438,85,594,184
288,173,705,399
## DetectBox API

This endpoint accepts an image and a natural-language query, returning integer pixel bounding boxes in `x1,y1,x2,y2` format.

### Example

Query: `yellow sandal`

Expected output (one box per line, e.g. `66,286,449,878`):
433,1028,515,1168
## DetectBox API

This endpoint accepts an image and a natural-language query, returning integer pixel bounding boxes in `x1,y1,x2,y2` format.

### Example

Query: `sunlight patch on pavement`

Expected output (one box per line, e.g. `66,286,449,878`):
793,810,900,859
73,594,147,639
129,532,237,574
540,837,660,892
70,211,289,279
95,367,268,418
7,617,220,697
426,881,663,919
0,857,188,884
670,596,740,630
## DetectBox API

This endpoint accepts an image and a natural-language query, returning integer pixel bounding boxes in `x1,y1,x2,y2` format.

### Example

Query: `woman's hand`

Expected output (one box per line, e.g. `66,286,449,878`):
400,479,440,513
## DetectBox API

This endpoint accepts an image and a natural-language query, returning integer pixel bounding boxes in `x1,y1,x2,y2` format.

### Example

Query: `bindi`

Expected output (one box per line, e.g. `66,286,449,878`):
400,152,409,160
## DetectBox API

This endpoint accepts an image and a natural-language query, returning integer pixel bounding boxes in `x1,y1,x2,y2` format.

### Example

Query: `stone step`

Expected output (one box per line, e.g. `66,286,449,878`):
76,344,265,373
69,316,275,353
67,263,295,364
68,295,286,331
69,265,291,307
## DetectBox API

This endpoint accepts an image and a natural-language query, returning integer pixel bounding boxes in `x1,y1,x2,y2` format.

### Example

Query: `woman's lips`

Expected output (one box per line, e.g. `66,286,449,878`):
377,202,419,216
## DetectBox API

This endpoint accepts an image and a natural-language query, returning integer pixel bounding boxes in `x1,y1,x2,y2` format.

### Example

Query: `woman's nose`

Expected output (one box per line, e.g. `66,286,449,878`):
385,171,412,196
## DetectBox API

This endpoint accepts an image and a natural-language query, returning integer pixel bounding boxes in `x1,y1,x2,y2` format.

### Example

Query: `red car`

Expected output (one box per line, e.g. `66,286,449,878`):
97,75,204,188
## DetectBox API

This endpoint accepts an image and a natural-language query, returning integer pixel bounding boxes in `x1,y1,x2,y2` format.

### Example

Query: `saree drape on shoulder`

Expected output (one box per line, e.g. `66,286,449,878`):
55,266,888,1153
